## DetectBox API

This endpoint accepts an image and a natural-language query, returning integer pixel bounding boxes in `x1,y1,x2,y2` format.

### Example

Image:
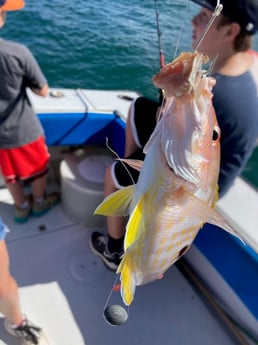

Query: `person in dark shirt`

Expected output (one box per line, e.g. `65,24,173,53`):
90,0,258,271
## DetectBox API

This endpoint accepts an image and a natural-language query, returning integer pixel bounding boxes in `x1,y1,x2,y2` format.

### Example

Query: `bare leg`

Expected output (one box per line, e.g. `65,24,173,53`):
7,173,47,205
104,166,127,240
124,105,139,157
0,240,23,325
6,182,26,207
31,174,46,200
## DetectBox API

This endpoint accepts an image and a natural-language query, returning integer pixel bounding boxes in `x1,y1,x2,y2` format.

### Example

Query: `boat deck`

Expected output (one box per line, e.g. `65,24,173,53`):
0,180,244,345
0,88,256,344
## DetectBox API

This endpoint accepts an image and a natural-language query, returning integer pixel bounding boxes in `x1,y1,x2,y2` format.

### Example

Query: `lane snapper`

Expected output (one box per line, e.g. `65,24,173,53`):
95,51,242,306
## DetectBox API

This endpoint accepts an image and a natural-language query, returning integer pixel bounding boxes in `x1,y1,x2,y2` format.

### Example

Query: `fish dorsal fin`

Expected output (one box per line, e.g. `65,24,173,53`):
124,195,145,250
94,185,135,216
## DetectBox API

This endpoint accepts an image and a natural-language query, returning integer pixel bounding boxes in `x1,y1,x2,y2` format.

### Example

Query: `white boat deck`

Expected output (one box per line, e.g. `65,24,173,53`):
0,88,256,344
0,181,243,345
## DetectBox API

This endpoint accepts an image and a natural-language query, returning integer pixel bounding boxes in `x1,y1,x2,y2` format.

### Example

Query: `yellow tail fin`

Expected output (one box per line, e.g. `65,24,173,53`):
117,253,136,306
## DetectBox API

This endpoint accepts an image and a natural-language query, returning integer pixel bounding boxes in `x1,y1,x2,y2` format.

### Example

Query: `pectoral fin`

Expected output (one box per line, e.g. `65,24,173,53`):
94,185,135,216
183,189,244,243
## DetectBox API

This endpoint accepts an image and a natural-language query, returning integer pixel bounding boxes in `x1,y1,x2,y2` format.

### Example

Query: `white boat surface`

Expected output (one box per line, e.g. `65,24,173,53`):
0,88,257,345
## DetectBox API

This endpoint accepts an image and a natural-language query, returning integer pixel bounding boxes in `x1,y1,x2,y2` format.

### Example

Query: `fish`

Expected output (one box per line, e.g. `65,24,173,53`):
95,51,243,306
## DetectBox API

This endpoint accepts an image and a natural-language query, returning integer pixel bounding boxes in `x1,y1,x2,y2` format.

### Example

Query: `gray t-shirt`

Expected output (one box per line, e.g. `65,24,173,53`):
0,39,47,148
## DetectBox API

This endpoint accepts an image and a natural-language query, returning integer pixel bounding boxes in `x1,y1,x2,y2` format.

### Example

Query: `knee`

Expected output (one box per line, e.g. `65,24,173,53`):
105,165,112,183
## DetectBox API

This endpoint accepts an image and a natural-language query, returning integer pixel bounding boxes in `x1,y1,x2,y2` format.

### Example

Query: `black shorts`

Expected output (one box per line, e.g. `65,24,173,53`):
112,97,159,188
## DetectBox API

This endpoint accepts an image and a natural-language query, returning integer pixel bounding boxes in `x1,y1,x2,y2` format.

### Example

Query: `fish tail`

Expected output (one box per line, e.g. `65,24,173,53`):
117,253,136,306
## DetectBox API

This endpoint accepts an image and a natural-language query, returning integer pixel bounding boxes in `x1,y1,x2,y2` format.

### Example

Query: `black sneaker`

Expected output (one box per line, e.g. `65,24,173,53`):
90,232,122,271
4,317,49,344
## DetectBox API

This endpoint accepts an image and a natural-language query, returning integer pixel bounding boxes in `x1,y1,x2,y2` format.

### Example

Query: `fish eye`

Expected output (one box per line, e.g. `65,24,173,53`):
212,126,220,142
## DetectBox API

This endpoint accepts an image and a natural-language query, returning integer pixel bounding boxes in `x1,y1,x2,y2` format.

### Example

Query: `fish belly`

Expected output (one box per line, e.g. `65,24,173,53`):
138,217,202,285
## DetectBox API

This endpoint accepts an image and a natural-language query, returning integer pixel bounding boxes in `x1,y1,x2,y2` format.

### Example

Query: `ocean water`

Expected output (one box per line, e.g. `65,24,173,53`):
1,0,258,187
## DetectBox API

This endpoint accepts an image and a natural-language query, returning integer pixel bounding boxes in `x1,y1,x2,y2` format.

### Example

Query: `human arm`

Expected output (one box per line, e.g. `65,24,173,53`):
22,46,48,97
31,83,49,97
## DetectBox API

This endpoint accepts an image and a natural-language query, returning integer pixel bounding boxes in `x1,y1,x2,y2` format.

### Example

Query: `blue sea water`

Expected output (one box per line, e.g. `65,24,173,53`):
1,0,258,187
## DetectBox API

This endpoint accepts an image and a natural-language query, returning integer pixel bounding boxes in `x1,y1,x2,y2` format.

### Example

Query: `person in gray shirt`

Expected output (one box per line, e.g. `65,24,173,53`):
0,0,59,223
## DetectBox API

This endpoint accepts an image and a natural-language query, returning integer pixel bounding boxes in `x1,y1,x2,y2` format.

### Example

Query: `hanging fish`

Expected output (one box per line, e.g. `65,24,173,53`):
95,51,243,306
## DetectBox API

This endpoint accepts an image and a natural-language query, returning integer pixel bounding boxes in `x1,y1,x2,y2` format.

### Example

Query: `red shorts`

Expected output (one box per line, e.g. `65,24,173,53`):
0,136,50,183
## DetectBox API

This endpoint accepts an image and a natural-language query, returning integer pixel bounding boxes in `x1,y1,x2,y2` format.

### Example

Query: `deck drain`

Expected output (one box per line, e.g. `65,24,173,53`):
68,251,106,283
38,224,46,231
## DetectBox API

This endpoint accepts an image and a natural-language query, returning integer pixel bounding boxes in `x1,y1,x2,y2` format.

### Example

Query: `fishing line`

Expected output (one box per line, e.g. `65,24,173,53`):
103,275,120,310
194,0,223,51
102,274,129,326
105,137,137,186
173,0,191,60
100,139,132,326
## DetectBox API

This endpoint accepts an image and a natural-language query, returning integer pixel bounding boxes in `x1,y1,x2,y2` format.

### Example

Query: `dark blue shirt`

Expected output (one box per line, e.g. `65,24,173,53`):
212,71,258,197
